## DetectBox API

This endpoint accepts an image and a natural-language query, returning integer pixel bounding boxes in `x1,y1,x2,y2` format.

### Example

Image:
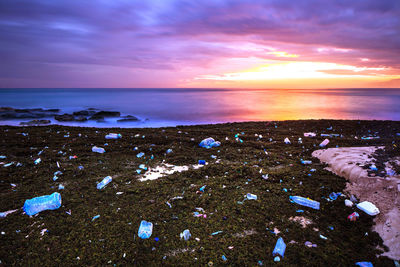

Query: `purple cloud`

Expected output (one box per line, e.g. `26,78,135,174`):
0,0,399,87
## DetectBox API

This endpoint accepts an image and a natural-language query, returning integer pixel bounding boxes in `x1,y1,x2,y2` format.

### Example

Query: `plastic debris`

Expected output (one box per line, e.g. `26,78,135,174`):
166,201,172,208
97,176,112,190
222,255,227,261
357,201,380,216
166,148,173,154
92,215,100,221
304,132,316,137
180,229,191,240
198,160,206,165
0,209,18,218
199,137,221,148
272,237,286,261
329,192,341,200
284,138,291,144
355,262,374,267
199,185,206,192
345,199,354,207
348,212,359,221
23,192,62,216
369,164,378,171
138,220,153,239
92,146,105,153
211,231,223,236
319,234,328,240
246,193,257,200
105,133,122,139
319,139,329,147
58,184,65,190
300,159,312,165
137,152,145,158
34,158,41,165
289,196,320,210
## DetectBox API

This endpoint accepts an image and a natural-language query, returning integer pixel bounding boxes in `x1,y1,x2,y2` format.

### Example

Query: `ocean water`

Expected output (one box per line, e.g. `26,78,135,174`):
0,88,399,127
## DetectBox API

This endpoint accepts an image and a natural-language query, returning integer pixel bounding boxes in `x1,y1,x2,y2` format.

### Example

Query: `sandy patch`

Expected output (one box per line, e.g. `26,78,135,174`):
312,146,400,260
139,163,203,182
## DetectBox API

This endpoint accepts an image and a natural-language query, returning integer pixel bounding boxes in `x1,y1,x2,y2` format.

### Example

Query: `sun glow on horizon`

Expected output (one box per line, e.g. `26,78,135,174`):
195,61,396,81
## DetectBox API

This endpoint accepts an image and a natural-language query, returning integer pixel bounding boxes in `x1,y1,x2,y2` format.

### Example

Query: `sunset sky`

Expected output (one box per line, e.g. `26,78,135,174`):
1,0,399,89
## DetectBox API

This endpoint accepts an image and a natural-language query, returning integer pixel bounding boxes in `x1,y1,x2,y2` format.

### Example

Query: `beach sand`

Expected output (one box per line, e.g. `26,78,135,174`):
0,120,399,265
312,147,400,260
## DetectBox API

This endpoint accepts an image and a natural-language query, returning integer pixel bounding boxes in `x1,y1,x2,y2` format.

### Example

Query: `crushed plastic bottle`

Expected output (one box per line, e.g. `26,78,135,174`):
92,146,105,153
289,196,320,210
180,229,191,240
23,192,62,216
97,176,112,190
136,152,145,158
300,159,312,165
246,193,257,200
199,137,221,148
138,220,153,239
272,237,286,261
319,139,330,147
105,133,122,139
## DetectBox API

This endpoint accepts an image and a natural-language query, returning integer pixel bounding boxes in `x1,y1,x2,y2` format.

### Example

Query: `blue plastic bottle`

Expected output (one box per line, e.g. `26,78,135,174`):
97,176,112,190
138,220,153,239
272,237,286,261
23,192,62,216
289,196,320,210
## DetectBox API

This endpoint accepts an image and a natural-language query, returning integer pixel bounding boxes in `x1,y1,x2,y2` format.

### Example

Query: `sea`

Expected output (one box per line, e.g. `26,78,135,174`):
0,88,399,128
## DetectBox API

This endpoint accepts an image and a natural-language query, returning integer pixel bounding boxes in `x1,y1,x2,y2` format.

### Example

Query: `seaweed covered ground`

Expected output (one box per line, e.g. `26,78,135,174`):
1,120,400,266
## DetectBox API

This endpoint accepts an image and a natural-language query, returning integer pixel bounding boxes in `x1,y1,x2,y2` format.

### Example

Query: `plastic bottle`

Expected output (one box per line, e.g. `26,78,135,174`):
180,229,191,240
319,139,330,147
272,237,286,261
97,176,112,190
23,192,62,216
289,196,320,210
246,193,257,200
138,220,153,239
105,133,122,139
92,146,105,153
301,159,312,165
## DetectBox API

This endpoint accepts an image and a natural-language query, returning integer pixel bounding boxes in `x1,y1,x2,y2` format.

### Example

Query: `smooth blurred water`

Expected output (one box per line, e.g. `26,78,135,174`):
0,88,399,127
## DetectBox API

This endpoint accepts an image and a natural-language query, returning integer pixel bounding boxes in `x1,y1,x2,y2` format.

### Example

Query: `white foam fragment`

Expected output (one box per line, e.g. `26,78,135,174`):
140,163,203,181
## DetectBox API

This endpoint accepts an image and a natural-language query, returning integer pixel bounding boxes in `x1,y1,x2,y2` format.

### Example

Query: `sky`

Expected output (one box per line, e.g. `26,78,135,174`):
0,0,400,89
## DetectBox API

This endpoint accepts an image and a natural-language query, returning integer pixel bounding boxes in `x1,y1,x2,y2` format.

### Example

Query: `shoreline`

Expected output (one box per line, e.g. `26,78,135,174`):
1,120,399,265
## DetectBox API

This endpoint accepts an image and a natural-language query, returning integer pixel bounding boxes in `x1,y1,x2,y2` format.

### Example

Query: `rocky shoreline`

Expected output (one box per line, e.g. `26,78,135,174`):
0,107,140,126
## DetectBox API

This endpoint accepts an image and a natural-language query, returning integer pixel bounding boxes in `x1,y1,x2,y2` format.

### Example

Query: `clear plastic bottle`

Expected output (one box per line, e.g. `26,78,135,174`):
180,229,191,240
23,192,62,216
272,237,286,261
319,139,330,147
97,176,112,190
138,220,153,239
289,196,320,210
92,146,105,153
